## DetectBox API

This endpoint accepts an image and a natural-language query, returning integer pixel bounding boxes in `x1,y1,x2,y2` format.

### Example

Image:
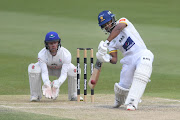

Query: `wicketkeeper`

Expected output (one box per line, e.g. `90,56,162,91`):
28,31,82,102
96,10,154,110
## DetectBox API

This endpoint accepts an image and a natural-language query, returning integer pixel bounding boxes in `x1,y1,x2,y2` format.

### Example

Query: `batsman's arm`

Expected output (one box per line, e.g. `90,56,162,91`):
88,59,102,89
107,23,127,42
109,51,118,64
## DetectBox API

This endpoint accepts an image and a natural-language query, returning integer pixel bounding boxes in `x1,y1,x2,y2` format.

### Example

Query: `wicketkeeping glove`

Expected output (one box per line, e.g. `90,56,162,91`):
42,81,52,99
51,80,60,100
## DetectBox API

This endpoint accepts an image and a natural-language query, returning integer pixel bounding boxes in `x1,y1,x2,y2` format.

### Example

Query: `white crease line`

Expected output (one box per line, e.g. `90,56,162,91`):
0,105,14,108
0,102,40,105
0,105,94,109
0,102,72,105
155,98,180,103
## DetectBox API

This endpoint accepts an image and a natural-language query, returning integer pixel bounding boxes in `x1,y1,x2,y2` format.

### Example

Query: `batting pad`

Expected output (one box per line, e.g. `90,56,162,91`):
28,63,42,101
68,76,77,101
67,64,79,101
125,59,152,109
114,83,129,107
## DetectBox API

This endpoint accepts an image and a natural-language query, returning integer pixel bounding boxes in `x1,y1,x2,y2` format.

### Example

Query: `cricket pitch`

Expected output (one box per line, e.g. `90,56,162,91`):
0,94,180,120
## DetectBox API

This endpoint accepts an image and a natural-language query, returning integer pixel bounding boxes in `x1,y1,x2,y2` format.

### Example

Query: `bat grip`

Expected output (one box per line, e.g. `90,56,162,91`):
95,59,102,69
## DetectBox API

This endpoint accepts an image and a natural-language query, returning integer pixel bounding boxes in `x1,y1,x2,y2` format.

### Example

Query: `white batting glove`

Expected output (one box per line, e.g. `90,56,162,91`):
98,40,109,55
103,40,110,47
51,80,60,100
96,52,112,63
42,81,52,99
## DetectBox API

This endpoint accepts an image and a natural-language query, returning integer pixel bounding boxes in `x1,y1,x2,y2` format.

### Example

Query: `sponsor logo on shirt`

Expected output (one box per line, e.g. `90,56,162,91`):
119,36,125,43
119,18,126,22
123,37,135,51
143,57,150,61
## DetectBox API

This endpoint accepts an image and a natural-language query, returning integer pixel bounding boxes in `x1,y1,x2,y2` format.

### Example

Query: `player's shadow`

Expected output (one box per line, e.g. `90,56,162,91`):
95,105,126,110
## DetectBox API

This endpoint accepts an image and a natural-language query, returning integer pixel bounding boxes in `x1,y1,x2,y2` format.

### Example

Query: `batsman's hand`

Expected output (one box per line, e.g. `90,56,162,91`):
42,81,52,99
98,40,109,55
51,80,60,100
96,52,112,63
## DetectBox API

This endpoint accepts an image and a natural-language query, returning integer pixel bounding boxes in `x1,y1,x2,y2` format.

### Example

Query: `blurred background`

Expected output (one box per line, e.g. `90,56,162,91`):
0,0,179,99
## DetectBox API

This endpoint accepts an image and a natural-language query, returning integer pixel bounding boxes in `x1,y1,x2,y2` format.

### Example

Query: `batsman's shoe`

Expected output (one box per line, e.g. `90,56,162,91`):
126,104,136,111
30,96,40,102
113,100,121,108
70,96,83,101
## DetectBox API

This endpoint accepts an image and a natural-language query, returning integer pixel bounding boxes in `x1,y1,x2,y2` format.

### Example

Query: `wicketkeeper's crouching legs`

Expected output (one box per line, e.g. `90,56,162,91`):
28,63,42,102
28,63,82,101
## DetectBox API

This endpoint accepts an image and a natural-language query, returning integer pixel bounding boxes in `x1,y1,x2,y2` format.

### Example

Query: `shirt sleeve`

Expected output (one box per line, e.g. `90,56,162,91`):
108,42,118,54
57,50,72,85
116,17,130,26
38,58,50,83
57,63,70,85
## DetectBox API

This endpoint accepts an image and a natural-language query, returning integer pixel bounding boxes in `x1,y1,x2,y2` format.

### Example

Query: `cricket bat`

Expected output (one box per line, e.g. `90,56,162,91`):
88,59,103,89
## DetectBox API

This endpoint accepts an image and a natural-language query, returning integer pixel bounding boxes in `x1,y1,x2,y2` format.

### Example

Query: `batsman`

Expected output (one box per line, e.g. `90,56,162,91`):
96,10,154,110
28,31,82,102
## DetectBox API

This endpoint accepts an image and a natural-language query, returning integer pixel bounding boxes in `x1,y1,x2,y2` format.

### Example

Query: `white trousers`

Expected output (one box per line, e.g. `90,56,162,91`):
47,63,76,78
119,49,154,89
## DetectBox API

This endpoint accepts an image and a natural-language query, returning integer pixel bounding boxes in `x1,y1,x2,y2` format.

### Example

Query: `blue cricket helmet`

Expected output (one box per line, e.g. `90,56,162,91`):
98,10,115,27
44,31,61,49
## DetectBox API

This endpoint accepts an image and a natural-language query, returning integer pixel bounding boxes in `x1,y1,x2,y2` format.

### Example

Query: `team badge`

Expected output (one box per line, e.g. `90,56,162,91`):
49,34,55,38
100,16,105,22
59,59,62,63
32,65,35,69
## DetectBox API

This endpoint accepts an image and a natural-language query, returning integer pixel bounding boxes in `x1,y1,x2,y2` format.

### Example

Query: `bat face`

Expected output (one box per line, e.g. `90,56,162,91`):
88,59,102,89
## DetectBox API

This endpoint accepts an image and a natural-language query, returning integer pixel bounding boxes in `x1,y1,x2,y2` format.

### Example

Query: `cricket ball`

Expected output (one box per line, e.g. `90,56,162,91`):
91,80,96,85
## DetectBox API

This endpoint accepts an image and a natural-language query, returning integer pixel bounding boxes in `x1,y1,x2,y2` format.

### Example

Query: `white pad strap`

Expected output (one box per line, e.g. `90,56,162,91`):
28,63,42,100
125,57,152,109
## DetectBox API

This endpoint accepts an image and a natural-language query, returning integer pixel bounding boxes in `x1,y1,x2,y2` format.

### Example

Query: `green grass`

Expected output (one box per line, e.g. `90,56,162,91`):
0,0,180,100
0,108,72,120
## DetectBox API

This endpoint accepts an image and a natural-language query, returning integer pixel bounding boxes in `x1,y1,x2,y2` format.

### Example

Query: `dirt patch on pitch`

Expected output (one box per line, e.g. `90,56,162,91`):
0,94,180,120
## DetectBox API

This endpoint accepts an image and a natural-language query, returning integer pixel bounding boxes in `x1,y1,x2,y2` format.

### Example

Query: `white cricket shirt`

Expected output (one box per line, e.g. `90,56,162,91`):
108,18,147,57
38,46,71,83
